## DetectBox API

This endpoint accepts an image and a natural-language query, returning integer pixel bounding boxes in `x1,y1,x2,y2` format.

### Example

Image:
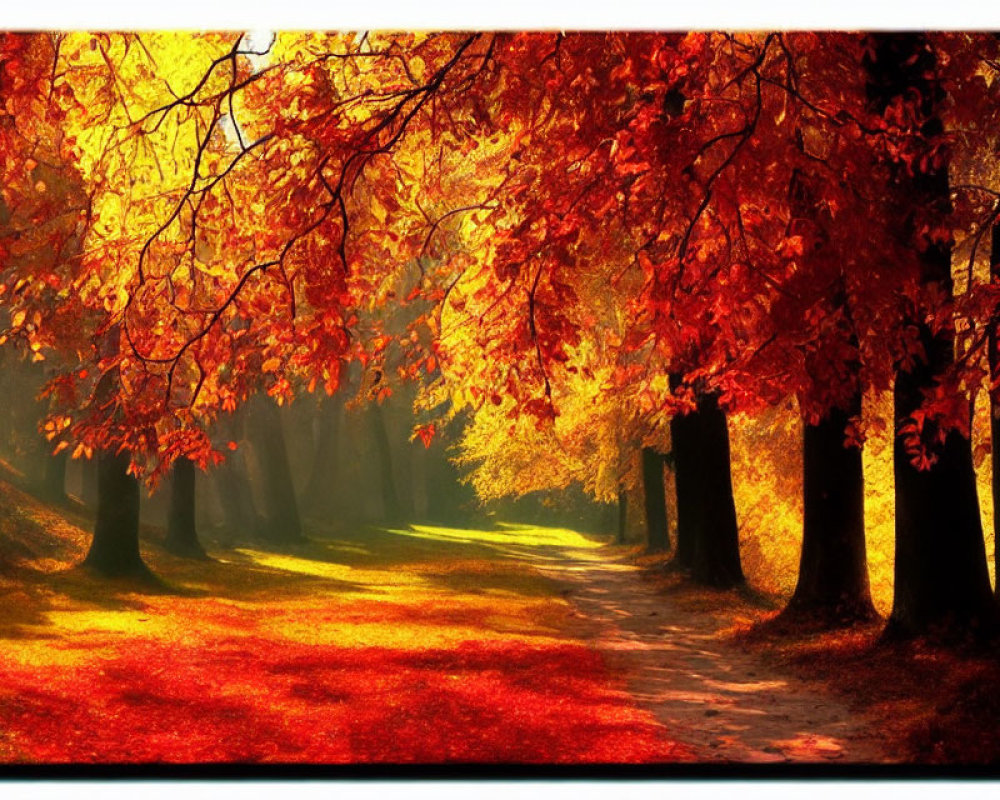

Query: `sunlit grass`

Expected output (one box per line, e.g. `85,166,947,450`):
386,522,606,550
237,548,426,589
0,489,686,763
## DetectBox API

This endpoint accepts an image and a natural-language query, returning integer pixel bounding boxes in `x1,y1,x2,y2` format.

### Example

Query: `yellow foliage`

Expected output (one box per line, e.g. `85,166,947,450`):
975,389,996,592
731,388,996,614
729,403,803,597
727,393,901,612
862,390,895,616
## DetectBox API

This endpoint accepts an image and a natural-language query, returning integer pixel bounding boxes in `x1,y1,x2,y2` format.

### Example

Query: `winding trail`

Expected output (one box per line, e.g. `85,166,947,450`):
521,541,888,764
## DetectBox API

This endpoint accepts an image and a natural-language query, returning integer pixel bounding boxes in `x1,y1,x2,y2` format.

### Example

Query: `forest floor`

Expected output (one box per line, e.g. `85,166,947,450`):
577,547,1000,766
0,472,998,766
530,545,886,763
0,473,690,765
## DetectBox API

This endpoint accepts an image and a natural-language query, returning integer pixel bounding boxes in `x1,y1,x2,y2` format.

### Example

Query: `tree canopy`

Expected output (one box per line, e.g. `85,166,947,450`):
3,31,1000,510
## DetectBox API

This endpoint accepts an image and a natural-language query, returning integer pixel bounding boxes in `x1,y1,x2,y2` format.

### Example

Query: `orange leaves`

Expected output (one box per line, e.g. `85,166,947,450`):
41,414,72,441
0,514,690,764
776,235,805,259
413,422,436,449
0,637,688,764
1,28,996,490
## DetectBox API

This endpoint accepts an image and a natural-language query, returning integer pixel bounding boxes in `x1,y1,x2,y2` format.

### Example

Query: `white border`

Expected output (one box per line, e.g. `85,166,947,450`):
2,1,998,797
2,0,1000,31
6,781,1000,800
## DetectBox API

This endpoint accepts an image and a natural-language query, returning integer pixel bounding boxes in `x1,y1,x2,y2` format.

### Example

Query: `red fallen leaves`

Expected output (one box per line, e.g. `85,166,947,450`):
0,638,690,764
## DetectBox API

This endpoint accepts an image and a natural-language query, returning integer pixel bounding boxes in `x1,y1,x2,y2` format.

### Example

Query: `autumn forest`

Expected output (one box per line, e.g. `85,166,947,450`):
1,30,1000,769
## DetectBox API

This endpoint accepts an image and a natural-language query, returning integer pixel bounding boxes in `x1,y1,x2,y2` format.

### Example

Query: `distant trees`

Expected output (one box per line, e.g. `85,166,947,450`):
164,457,207,559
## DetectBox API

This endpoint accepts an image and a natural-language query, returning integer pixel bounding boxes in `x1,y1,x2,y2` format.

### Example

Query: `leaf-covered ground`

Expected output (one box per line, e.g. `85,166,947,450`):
529,548,886,763
0,480,689,764
2,470,998,766
626,553,1000,765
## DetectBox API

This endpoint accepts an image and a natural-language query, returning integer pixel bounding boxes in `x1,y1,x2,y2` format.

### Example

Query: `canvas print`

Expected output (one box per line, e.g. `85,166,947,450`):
0,30,999,772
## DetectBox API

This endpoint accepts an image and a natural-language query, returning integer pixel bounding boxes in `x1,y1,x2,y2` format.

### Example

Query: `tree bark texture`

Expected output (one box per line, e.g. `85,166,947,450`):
867,33,996,639
641,447,670,552
164,456,207,559
785,402,877,625
669,374,744,588
83,449,148,578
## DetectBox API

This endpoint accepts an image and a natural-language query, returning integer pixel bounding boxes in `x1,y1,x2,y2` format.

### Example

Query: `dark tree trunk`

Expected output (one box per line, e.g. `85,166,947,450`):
302,394,341,517
783,163,875,626
368,402,402,523
164,457,207,559
867,34,997,639
690,391,744,588
641,447,670,552
991,223,1000,599
81,330,152,580
41,448,68,505
214,408,263,541
784,401,877,625
81,455,98,510
617,488,628,545
82,449,149,579
889,419,996,639
247,396,304,543
669,375,743,587
214,457,263,541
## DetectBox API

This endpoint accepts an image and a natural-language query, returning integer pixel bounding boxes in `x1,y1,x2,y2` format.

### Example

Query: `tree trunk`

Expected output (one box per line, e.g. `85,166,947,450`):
248,395,305,543
617,488,628,545
784,401,877,625
302,394,341,517
889,420,996,639
783,161,875,626
81,455,98,510
82,449,149,579
214,408,263,541
690,391,744,588
867,34,997,639
641,447,669,552
669,375,743,587
164,457,207,559
81,328,152,580
41,448,68,505
214,456,263,541
368,401,402,523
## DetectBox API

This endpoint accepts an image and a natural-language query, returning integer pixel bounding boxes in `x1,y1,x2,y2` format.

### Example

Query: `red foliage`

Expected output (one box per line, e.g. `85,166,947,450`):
0,636,689,763
5,31,1000,473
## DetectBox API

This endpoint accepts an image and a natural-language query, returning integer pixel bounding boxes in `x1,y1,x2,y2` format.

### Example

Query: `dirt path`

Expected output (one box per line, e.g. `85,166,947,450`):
523,543,888,764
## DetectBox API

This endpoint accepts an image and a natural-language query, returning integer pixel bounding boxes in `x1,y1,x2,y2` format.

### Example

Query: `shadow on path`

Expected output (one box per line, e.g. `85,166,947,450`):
515,544,889,764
